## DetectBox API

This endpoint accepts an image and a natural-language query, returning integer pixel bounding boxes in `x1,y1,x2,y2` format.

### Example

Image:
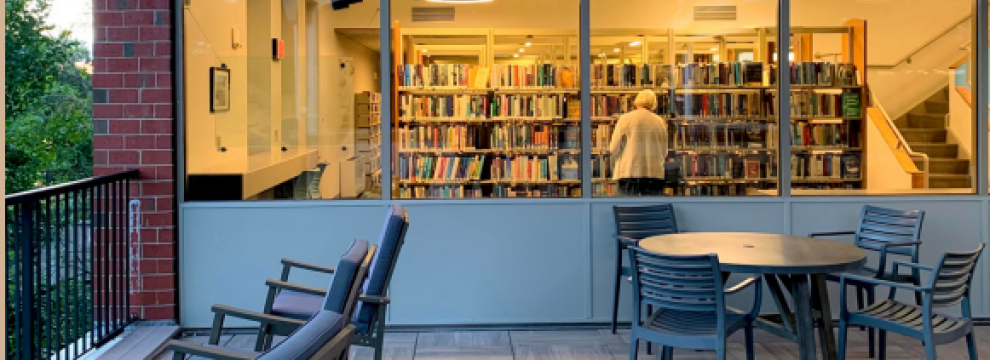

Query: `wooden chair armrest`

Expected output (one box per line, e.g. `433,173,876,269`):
807,231,855,238
265,279,328,297
281,258,335,275
211,304,306,335
166,340,256,360
358,294,391,304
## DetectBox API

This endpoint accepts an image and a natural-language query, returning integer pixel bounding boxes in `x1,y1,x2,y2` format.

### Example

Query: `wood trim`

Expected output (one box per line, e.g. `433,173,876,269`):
950,56,969,69
957,86,973,107
867,107,921,174
796,34,814,62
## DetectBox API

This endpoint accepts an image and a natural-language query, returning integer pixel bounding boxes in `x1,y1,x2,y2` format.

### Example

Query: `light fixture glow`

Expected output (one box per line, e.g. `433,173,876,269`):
525,42,532,46
711,47,718,51
425,0,494,3
421,49,428,53
513,53,519,58
613,48,620,52
519,48,525,53
629,41,642,46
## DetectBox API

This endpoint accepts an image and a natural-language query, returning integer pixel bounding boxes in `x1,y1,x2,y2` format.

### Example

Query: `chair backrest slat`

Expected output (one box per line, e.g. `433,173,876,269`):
854,206,924,257
353,205,410,333
929,244,985,309
614,204,678,241
630,248,722,314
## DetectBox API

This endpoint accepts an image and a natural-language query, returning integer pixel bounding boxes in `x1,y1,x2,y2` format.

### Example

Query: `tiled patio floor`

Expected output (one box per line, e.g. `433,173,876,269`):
158,326,990,359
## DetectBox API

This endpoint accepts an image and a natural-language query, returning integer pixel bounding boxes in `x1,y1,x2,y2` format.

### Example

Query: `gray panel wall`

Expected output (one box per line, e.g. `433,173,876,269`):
180,198,990,328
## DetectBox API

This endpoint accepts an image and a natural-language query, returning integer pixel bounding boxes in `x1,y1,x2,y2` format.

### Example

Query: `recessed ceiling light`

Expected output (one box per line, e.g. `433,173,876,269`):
525,42,532,46
513,54,519,58
421,49,428,53
613,48,620,52
519,48,525,53
711,47,718,51
629,41,642,46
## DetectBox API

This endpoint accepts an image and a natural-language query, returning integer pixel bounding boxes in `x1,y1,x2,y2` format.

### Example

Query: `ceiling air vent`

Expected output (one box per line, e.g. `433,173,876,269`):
694,5,736,21
412,7,455,22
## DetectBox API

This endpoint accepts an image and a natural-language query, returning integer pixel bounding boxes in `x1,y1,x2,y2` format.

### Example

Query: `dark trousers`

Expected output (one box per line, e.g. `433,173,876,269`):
618,177,665,196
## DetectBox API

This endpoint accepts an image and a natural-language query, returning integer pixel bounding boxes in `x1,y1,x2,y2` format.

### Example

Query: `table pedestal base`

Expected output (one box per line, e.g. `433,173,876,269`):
752,274,837,360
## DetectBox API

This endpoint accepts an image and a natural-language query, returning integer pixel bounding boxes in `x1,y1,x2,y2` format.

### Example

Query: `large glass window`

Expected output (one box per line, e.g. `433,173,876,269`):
182,0,382,201
389,0,580,199
791,0,975,195
591,0,779,197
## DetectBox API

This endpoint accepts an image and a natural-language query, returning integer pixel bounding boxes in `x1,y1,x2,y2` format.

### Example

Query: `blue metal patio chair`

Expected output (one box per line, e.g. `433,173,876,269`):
166,238,373,360
627,247,762,360
810,205,925,357
612,204,679,335
837,243,985,360
259,205,409,360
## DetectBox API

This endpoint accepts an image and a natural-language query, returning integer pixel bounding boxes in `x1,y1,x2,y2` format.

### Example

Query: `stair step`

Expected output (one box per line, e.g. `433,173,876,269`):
924,100,949,114
928,174,971,189
907,142,959,158
899,129,947,143
906,113,946,129
914,158,970,174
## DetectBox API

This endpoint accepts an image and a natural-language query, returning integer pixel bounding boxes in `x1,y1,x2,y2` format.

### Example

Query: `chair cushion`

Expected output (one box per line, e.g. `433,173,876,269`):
353,205,406,332
271,290,322,321
258,310,346,359
323,239,369,313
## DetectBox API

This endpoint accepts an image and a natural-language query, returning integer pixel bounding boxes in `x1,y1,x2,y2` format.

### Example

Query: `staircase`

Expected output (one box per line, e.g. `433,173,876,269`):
894,87,972,188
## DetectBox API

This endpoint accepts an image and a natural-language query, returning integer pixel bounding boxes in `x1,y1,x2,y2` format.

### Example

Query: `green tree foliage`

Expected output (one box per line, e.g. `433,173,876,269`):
6,0,94,194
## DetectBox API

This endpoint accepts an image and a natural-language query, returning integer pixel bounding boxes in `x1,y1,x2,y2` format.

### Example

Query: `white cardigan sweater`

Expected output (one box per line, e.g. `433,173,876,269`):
608,109,669,180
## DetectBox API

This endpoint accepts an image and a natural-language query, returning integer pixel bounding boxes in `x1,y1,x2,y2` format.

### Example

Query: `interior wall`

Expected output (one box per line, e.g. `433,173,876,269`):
866,112,914,191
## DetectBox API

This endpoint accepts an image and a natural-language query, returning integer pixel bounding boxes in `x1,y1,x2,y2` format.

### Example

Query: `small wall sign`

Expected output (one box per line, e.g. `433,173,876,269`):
210,65,230,113
272,38,284,60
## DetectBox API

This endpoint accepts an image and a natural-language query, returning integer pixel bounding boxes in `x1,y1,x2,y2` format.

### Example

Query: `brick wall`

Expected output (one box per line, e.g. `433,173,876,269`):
92,0,176,321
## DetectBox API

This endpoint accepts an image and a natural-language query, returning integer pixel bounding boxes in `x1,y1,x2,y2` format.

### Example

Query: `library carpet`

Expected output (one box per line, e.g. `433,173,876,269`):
159,326,990,359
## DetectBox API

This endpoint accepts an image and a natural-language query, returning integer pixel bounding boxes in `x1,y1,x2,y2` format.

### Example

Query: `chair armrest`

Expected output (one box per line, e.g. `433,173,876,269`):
265,279,328,297
211,304,306,334
891,261,934,274
613,234,638,247
725,277,760,294
281,258,335,275
840,274,930,293
358,294,391,304
166,340,256,360
807,231,855,238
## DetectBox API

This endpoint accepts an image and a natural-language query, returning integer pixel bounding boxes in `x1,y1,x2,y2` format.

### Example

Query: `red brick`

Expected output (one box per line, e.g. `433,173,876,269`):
139,228,159,242
124,104,154,118
94,104,124,119
142,182,174,197
109,89,139,103
94,167,125,177
140,0,169,9
95,28,107,42
156,135,173,149
109,119,141,134
140,27,170,41
142,150,172,164
93,59,108,73
94,43,124,57
155,291,175,305
143,275,173,290
131,43,155,57
107,27,139,41
123,11,154,26
94,135,124,150
130,291,155,306
154,104,173,118
140,58,170,72
124,73,155,88
108,150,140,165
157,259,175,273
94,0,108,10
156,197,174,212
95,12,123,26
125,135,156,149
155,11,171,26
142,119,172,134
141,89,172,103
94,151,109,165
156,73,172,88
112,0,139,10
155,42,172,57
142,305,174,320
143,243,173,258
158,228,175,242
92,74,123,88
107,58,139,72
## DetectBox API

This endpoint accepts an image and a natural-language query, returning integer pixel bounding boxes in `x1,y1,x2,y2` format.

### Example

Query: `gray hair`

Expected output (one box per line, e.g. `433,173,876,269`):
634,89,658,111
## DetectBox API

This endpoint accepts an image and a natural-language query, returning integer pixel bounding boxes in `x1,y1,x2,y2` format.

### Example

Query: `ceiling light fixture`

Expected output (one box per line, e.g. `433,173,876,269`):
711,47,718,51
425,0,494,3
525,42,532,46
421,49,428,53
519,48,525,52
613,48,620,52
629,41,642,46
513,54,519,58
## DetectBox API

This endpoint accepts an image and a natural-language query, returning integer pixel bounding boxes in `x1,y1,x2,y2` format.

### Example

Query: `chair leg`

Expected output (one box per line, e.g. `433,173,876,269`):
661,346,673,360
856,287,866,331
837,320,848,360
878,330,887,360
613,259,623,334
924,339,936,360
912,277,923,306
966,332,978,360
629,336,640,360
745,325,755,360
645,305,653,355
716,340,726,360
867,287,876,359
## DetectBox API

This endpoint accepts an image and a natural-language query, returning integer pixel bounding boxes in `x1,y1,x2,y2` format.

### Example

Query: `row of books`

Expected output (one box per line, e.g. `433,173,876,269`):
396,154,487,182
399,94,487,120
491,94,573,119
591,154,612,180
791,123,850,147
591,124,613,152
489,124,574,150
790,62,858,87
677,62,765,87
788,92,861,118
492,185,579,198
398,125,483,151
590,93,673,118
397,63,579,89
396,185,484,199
676,153,777,180
672,92,773,118
791,153,861,179
590,64,675,88
491,64,576,88
490,155,581,182
396,183,582,199
397,124,582,151
398,64,484,89
671,123,779,150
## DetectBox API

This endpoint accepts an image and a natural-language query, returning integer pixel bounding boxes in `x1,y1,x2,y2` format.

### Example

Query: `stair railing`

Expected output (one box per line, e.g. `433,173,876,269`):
867,15,971,69
869,87,930,188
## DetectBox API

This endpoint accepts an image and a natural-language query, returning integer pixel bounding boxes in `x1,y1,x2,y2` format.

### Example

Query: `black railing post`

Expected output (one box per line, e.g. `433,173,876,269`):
18,201,35,360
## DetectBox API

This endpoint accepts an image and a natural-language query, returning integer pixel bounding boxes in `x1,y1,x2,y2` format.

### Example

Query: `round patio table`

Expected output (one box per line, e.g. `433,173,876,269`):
639,232,867,360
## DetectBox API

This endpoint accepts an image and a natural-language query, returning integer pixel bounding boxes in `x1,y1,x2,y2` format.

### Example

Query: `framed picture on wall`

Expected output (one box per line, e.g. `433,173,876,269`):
210,66,230,113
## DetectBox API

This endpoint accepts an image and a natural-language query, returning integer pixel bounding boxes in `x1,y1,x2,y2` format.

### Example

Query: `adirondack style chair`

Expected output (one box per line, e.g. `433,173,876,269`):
260,205,409,360
612,204,680,335
810,205,925,357
166,238,373,360
627,247,762,360
837,243,985,360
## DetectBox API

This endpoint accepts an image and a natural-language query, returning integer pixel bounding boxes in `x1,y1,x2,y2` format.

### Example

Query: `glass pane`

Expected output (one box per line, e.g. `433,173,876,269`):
591,0,779,197
390,0,581,199
183,0,382,200
791,0,975,195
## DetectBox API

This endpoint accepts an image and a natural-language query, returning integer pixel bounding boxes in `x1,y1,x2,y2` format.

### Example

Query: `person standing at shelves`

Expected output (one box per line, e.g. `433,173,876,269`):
609,89,669,196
